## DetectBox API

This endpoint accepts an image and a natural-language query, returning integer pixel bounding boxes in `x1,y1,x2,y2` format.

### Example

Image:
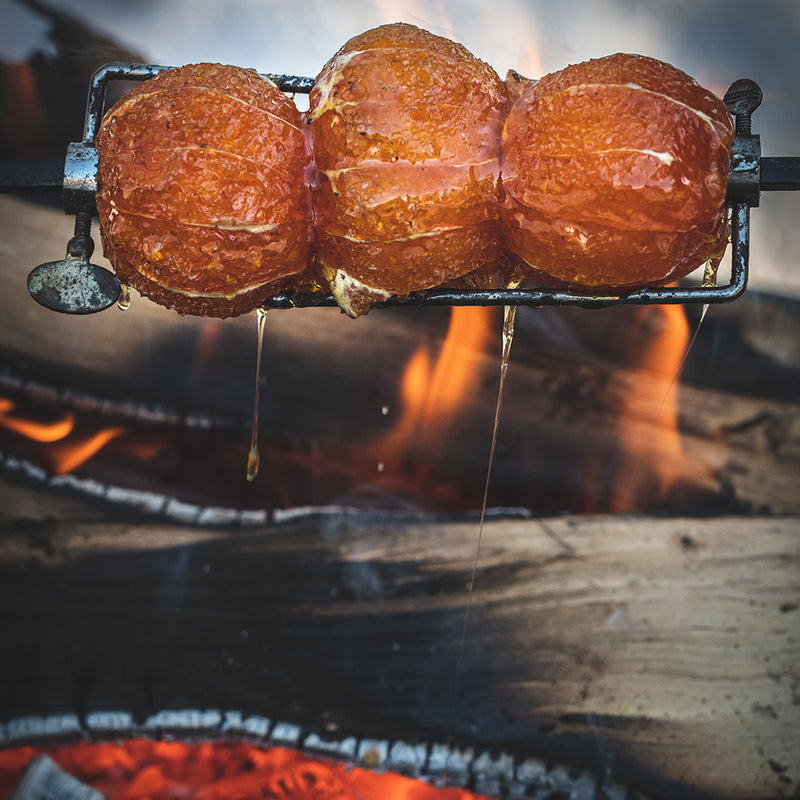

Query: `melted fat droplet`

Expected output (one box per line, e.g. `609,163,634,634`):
246,307,268,482
117,283,131,310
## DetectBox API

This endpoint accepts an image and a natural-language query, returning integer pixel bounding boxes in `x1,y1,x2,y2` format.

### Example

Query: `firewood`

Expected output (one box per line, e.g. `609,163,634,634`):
0,511,797,798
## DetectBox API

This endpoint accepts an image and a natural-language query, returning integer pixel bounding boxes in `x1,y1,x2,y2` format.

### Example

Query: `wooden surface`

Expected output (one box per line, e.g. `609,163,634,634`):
0,483,798,798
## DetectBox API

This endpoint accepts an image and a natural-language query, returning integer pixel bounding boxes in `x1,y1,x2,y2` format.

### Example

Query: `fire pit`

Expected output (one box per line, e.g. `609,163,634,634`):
1,2,799,799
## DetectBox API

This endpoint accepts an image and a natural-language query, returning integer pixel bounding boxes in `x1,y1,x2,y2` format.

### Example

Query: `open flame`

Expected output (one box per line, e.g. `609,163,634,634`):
0,396,126,475
0,741,492,800
48,426,127,475
607,304,691,511
372,307,494,467
371,301,694,514
0,398,75,442
523,40,545,80
0,301,696,515
1,61,46,156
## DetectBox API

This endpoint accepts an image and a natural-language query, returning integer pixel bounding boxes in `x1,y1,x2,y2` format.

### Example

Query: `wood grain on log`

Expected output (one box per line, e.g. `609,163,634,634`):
0,498,797,799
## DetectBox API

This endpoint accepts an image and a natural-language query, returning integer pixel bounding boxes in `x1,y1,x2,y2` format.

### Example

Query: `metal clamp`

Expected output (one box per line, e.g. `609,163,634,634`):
724,79,763,208
63,141,99,215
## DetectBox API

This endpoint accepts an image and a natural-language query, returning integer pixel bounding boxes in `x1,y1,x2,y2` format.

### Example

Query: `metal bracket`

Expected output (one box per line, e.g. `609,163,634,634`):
63,142,99,215
724,79,763,207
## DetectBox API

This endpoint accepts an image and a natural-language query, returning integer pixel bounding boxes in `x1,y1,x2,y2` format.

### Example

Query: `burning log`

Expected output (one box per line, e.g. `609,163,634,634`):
0,736,605,800
0,507,797,799
1,194,799,519
2,321,800,518
1,164,799,800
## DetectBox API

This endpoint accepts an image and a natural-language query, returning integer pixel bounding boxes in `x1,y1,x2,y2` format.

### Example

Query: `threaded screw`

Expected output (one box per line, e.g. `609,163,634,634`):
66,211,95,260
724,78,763,135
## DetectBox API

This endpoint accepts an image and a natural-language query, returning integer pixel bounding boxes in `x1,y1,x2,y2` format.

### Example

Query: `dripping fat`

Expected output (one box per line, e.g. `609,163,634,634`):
246,306,268,482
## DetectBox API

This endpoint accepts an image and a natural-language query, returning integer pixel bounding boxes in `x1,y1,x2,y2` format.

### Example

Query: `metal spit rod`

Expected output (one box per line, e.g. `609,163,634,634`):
2,63,799,312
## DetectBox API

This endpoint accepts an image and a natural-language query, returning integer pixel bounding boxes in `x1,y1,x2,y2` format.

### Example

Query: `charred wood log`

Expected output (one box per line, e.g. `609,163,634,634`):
0,511,797,799
2,191,799,517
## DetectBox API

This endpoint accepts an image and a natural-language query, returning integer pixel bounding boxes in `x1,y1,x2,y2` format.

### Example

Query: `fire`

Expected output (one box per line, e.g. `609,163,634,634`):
524,40,545,80
47,426,126,475
609,304,691,511
421,307,493,444
0,396,125,475
375,307,494,463
431,0,457,42
2,61,46,155
0,398,75,442
0,741,493,800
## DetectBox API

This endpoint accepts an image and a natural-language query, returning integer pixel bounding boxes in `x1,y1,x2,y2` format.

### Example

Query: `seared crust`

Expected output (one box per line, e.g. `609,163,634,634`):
309,23,507,315
316,220,504,295
109,253,296,318
96,51,734,315
500,53,734,290
96,62,311,318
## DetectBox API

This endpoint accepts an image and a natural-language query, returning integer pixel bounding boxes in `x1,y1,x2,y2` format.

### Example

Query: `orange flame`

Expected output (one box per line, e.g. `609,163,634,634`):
610,304,690,511
524,40,545,80
47,427,126,475
3,62,46,155
0,398,75,442
376,307,494,463
0,396,124,475
421,306,493,442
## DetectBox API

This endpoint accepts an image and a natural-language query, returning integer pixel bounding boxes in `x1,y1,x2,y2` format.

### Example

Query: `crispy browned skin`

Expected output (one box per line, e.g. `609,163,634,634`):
308,23,508,316
500,53,734,291
96,63,311,318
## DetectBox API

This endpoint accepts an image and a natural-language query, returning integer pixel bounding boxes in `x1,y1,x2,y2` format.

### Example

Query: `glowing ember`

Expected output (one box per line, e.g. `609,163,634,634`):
0,741,492,800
